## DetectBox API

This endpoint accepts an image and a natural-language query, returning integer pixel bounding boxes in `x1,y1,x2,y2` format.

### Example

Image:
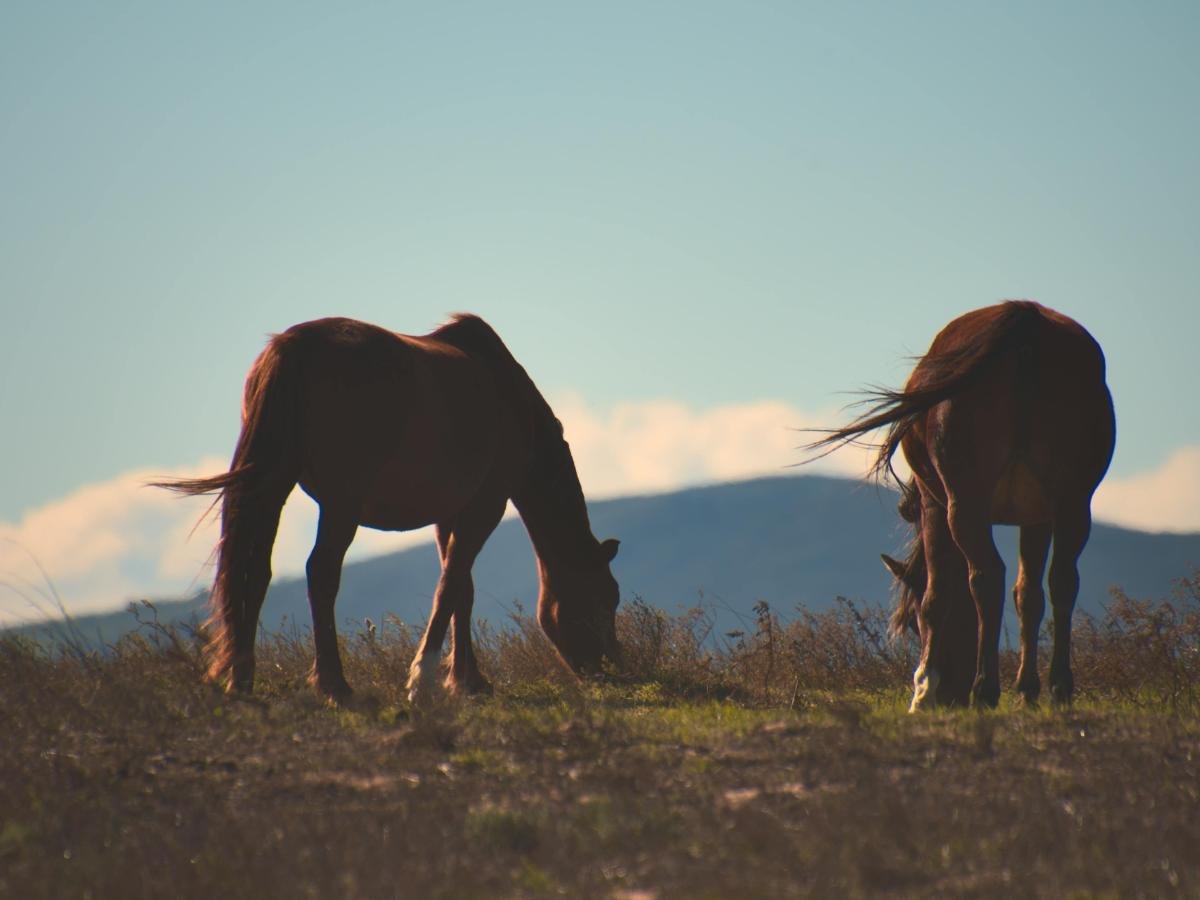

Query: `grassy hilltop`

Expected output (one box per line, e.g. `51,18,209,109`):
2,575,1198,898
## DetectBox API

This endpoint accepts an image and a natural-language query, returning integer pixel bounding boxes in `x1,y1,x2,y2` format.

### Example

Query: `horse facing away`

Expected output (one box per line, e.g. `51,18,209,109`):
155,314,621,703
809,301,1115,711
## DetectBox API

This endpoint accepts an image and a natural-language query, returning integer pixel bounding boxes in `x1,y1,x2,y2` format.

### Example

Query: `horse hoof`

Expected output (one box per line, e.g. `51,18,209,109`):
909,664,940,712
228,670,256,694
971,681,1001,709
1049,686,1073,707
1016,677,1040,708
447,674,494,697
407,655,446,707
313,678,354,706
407,682,446,710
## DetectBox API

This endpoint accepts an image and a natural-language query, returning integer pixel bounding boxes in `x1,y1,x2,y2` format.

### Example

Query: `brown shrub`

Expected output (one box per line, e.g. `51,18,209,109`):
6,570,1196,712
1071,569,1200,711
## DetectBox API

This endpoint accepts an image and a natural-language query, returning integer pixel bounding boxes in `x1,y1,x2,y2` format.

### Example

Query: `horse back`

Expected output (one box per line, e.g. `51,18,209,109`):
274,317,524,529
905,302,1115,524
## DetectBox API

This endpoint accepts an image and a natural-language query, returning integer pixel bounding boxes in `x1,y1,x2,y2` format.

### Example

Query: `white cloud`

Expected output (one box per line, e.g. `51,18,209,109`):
1093,446,1200,533
0,458,224,627
2,399,1195,627
554,393,879,498
0,458,430,628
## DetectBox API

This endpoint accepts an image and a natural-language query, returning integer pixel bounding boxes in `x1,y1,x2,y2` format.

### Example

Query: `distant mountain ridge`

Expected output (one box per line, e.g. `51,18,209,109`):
11,474,1199,646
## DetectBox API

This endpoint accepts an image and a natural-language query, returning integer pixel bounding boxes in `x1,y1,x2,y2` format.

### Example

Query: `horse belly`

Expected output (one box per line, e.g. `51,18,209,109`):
356,388,505,530
358,450,494,531
990,462,1052,526
296,342,506,531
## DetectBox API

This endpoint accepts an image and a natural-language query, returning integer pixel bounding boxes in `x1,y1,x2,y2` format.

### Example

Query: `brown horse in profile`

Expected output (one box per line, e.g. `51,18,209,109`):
810,301,1115,710
155,315,621,703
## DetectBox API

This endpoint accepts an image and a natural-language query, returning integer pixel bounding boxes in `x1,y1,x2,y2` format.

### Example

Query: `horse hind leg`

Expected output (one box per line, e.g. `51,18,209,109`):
306,506,359,703
1013,522,1051,705
222,479,293,694
946,501,1006,709
1047,502,1092,706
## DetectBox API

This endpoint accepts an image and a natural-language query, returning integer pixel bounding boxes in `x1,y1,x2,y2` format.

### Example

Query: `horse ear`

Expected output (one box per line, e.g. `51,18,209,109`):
600,538,620,563
880,554,907,581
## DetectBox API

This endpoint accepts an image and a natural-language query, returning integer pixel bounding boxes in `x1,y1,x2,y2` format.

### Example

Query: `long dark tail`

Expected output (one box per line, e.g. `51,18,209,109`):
805,302,1042,636
804,301,1044,497
151,335,303,686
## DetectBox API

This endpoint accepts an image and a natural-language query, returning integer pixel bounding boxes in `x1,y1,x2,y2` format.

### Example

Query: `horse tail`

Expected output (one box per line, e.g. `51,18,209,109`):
151,334,304,687
804,301,1044,496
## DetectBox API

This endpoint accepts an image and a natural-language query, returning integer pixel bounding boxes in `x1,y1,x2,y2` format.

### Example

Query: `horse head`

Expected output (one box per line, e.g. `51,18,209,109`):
881,551,924,637
537,537,621,676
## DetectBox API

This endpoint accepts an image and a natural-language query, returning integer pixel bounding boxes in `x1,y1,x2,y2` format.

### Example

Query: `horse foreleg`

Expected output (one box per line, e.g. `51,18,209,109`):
449,595,493,696
408,495,505,705
1048,503,1091,706
911,502,974,711
306,507,358,703
433,523,493,695
406,570,460,705
1013,522,1051,705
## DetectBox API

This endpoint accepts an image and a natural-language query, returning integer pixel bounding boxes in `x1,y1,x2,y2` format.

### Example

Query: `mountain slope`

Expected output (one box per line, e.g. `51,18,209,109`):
14,475,1199,644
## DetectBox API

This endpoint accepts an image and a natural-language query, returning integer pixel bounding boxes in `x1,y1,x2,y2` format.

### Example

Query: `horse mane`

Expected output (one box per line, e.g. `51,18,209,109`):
434,314,593,535
805,301,1046,507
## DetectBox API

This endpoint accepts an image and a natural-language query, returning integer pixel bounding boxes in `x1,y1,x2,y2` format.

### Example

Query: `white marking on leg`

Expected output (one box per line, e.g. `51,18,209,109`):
406,653,443,705
910,663,940,713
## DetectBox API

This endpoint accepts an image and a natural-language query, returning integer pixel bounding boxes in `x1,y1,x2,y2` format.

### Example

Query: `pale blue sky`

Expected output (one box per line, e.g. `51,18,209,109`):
2,1,1198,527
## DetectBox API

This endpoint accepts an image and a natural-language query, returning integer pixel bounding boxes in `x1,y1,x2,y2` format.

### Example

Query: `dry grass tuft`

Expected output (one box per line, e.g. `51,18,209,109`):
1,572,1198,897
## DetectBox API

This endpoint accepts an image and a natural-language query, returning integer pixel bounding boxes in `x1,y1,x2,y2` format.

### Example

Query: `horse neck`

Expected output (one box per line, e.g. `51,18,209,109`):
512,459,597,578
494,347,599,574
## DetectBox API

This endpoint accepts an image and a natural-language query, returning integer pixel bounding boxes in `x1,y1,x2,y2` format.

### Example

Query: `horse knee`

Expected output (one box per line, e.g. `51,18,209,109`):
1047,559,1080,605
1014,580,1045,623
